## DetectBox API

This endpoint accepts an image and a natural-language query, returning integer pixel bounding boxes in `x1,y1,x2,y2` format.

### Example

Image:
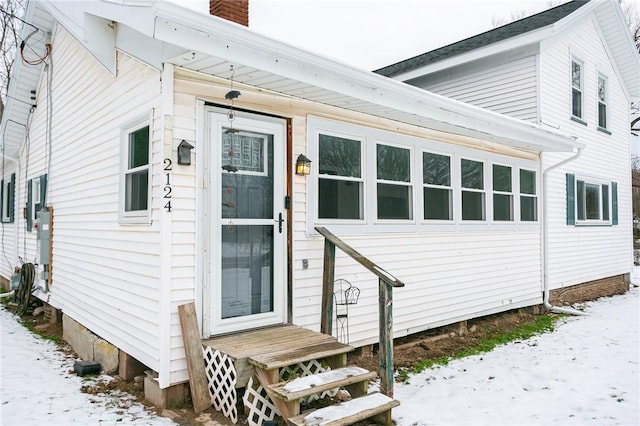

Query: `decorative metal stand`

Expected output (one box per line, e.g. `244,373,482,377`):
333,279,360,344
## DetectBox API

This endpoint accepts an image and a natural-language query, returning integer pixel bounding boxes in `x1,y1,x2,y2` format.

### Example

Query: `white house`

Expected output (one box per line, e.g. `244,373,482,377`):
375,0,640,307
0,0,635,423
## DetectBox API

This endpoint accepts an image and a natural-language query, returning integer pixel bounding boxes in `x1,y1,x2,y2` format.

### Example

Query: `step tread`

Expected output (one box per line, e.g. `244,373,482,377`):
248,340,354,370
268,366,376,401
288,392,400,426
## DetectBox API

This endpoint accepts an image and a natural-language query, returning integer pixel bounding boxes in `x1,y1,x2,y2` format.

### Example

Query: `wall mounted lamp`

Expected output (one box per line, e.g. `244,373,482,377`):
295,154,312,176
177,140,194,165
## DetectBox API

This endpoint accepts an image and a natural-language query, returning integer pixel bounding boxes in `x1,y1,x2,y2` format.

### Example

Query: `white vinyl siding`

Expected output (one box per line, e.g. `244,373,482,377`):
291,231,542,347
23,27,164,377
408,54,539,123
539,17,631,290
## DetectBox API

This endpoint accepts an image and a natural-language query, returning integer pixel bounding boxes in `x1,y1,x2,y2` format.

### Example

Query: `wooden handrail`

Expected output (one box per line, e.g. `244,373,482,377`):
315,226,403,398
314,227,405,288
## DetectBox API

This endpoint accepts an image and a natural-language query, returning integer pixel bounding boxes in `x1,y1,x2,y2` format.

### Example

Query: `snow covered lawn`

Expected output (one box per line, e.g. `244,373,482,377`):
393,288,639,425
0,307,175,426
1,288,638,426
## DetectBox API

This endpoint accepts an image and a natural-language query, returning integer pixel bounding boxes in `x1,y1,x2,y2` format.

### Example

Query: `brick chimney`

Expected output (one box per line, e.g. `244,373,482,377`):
210,0,249,27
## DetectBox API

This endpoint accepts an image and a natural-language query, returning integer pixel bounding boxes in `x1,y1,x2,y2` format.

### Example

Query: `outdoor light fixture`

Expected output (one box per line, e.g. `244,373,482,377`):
295,154,312,176
177,140,194,165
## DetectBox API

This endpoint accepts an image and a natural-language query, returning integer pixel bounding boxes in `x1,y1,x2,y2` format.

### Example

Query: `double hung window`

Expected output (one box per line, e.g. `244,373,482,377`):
493,165,513,221
121,122,150,223
597,75,608,130
571,58,584,120
376,144,412,220
520,169,537,222
461,159,485,221
317,133,363,220
423,152,452,220
1,174,15,223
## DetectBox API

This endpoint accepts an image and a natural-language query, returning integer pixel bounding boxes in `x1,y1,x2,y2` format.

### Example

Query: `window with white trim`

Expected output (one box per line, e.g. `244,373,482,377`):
577,180,609,221
566,174,617,226
461,158,485,221
597,74,607,130
571,58,584,120
317,133,363,220
493,164,513,221
519,169,537,222
376,143,412,220
121,123,150,222
1,174,15,223
423,151,452,220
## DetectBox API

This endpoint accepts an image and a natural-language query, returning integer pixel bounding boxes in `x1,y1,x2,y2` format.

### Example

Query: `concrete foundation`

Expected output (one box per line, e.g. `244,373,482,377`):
62,314,119,374
63,315,97,361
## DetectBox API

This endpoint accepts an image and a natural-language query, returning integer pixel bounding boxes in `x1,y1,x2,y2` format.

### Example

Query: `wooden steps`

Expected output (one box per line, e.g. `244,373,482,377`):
268,366,376,402
288,393,400,426
203,325,399,425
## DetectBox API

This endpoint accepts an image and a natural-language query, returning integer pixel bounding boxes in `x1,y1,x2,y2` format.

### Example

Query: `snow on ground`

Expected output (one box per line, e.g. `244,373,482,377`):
393,287,640,426
1,286,638,426
0,307,175,426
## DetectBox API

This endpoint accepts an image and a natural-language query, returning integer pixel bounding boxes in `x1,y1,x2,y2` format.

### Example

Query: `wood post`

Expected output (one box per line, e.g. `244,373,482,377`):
178,302,211,413
320,239,336,335
378,279,394,397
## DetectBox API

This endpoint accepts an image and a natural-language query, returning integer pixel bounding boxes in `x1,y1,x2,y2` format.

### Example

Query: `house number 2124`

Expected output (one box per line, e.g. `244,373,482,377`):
163,158,172,212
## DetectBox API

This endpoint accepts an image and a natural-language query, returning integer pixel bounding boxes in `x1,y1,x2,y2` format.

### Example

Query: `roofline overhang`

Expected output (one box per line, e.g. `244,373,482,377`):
152,2,580,153
382,0,639,99
2,0,582,163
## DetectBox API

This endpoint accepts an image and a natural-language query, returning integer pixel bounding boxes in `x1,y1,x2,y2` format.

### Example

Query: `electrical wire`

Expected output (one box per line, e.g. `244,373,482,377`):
20,27,51,65
0,5,43,32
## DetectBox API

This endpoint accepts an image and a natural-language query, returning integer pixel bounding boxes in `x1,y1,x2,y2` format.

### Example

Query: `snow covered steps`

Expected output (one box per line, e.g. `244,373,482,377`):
265,366,399,425
288,392,400,426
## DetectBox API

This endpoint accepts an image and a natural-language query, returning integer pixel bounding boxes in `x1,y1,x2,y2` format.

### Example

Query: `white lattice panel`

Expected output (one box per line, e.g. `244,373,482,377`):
203,347,238,423
243,376,278,426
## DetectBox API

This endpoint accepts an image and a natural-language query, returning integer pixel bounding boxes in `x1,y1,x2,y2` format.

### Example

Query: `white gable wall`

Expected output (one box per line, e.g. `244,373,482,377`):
22,25,165,373
406,47,539,123
540,16,632,289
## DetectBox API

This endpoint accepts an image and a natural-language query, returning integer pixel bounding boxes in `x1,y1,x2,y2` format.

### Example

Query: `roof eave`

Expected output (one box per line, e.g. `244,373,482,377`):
153,2,578,153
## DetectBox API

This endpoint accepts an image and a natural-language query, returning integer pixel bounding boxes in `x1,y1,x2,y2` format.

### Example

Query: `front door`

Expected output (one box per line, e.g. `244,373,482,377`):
208,108,286,335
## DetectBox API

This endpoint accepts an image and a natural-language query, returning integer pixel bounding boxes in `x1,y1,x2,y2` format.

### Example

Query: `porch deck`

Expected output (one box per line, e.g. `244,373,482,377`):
202,324,354,388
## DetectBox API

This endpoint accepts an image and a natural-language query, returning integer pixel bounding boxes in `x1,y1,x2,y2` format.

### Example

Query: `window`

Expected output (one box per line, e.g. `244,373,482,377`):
423,152,452,220
26,174,47,230
597,75,607,130
566,174,617,225
571,59,584,120
318,133,363,220
461,158,485,221
520,169,537,222
121,123,150,222
493,165,513,221
376,143,412,220
1,173,15,223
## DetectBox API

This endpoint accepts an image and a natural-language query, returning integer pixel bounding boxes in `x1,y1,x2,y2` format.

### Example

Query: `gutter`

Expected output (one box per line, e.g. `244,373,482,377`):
542,147,587,316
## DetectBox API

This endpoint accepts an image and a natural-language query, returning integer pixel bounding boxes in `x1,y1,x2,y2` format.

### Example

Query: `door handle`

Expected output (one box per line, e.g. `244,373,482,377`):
275,213,284,233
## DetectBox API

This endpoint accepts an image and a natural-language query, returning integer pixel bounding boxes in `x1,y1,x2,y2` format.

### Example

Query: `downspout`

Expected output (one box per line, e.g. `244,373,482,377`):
542,147,587,315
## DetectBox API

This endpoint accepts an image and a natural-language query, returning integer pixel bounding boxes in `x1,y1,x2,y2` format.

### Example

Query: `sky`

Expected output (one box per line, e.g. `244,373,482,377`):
1,279,637,425
175,0,640,71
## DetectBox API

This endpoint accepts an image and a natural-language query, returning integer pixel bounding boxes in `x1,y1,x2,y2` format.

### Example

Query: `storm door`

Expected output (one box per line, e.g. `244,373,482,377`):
208,109,286,335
